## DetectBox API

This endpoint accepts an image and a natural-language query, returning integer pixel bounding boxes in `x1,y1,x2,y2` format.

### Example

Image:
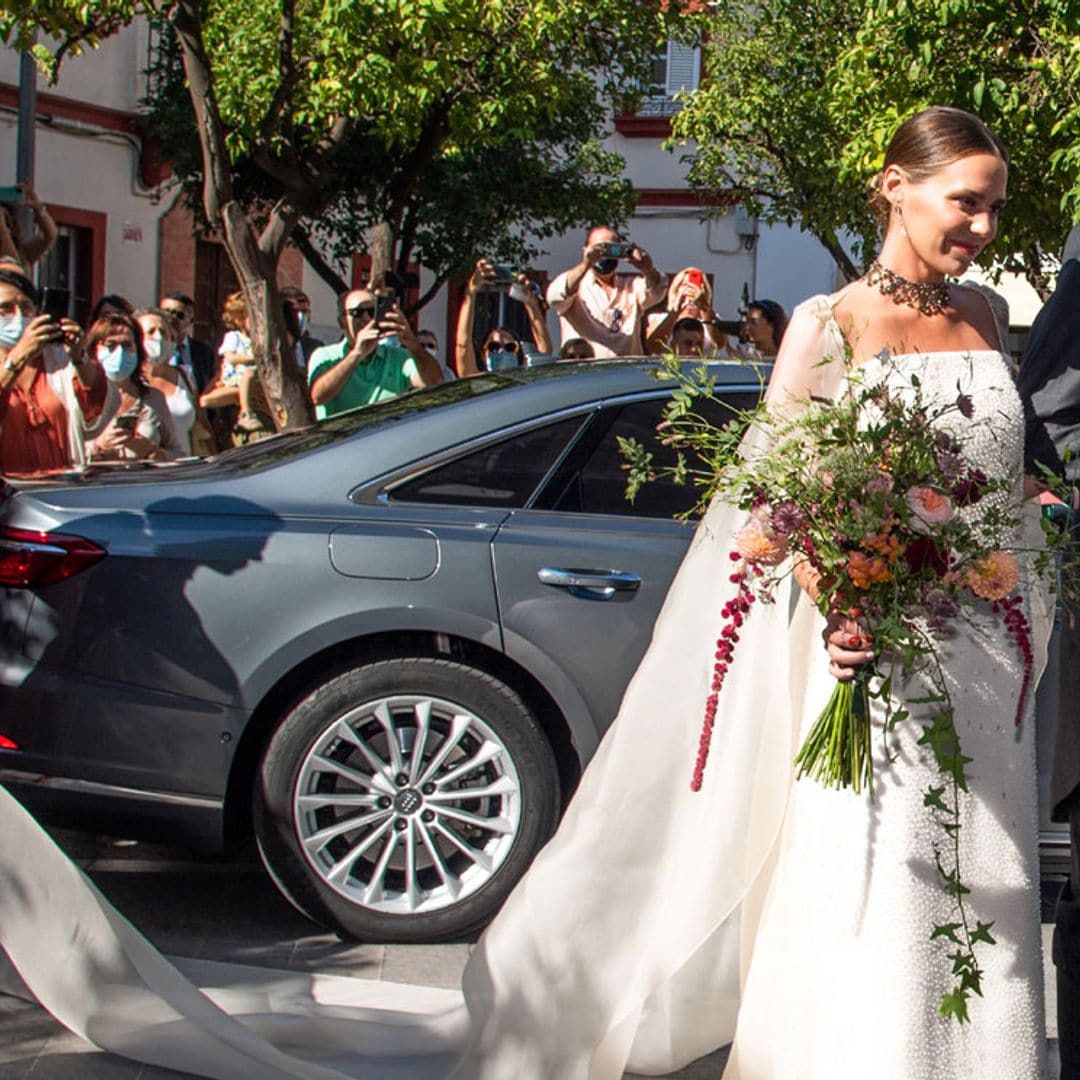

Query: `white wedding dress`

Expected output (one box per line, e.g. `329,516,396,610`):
0,293,1051,1079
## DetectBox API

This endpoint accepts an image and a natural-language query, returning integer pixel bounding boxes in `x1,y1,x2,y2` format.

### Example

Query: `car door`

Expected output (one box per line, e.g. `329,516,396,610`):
491,391,754,760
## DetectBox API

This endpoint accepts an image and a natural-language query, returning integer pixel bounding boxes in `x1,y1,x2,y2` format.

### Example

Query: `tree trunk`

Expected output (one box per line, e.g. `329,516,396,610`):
171,3,313,431
369,221,394,288
293,225,349,297
815,227,862,282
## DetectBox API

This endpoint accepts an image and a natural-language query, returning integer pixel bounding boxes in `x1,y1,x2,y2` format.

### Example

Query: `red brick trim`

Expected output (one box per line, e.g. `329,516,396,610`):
0,82,140,134
613,114,673,138
635,188,736,208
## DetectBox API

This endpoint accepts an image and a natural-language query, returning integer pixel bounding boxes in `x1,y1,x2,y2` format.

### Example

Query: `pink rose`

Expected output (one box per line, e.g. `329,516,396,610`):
904,485,954,533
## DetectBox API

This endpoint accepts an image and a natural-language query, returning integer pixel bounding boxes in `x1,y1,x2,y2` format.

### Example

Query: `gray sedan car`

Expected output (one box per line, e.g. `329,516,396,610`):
0,360,763,942
0,359,1066,942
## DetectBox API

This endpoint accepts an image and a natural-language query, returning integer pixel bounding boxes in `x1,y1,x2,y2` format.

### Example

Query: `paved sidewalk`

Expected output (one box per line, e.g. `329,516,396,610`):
0,829,1062,1078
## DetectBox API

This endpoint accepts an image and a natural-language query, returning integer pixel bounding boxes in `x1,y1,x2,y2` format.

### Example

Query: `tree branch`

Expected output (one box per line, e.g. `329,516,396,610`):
169,0,235,222
259,0,297,147
258,197,303,261
293,224,349,296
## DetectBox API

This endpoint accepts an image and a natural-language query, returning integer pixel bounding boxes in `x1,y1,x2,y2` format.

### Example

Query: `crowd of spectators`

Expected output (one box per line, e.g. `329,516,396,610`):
0,210,785,478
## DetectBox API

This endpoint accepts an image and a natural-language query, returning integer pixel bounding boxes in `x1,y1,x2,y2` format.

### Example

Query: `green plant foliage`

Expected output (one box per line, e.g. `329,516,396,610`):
670,0,1080,291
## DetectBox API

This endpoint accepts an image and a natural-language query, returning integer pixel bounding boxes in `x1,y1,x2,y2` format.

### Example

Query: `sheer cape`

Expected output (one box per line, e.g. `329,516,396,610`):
0,294,1053,1079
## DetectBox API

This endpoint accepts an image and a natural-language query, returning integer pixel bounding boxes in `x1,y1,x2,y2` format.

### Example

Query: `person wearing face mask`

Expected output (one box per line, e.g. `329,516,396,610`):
280,285,324,370
454,257,552,376
0,262,110,475
82,314,183,462
308,287,442,419
136,308,215,456
546,225,666,357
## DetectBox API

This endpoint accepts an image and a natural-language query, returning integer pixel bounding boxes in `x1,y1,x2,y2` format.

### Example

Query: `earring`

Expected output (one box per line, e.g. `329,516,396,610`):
895,204,907,238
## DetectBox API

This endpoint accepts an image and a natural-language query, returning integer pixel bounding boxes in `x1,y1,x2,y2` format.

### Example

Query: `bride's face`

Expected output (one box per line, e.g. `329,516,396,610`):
887,152,1007,278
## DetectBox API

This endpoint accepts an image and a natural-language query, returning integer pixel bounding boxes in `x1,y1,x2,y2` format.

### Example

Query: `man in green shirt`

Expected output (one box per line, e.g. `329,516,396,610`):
308,288,442,419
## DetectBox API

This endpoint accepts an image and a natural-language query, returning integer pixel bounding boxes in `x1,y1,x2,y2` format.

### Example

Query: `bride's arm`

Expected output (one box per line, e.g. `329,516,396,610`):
762,295,847,415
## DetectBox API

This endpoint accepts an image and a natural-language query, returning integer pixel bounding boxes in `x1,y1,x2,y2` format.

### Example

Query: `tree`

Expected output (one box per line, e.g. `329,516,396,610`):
141,23,640,310
670,0,867,282
672,0,1080,292
2,0,672,428
827,0,1080,295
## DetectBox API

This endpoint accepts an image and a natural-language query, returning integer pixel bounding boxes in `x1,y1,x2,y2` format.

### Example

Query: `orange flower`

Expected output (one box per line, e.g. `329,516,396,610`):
862,529,905,563
846,550,891,589
735,521,789,565
966,550,1020,601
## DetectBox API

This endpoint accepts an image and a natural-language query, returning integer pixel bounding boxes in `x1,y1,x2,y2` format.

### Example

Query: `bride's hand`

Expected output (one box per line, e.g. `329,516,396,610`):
823,612,875,681
791,555,822,599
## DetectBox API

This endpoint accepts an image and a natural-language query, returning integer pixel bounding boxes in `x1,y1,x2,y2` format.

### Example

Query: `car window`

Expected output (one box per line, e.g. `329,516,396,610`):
537,391,761,519
388,414,588,507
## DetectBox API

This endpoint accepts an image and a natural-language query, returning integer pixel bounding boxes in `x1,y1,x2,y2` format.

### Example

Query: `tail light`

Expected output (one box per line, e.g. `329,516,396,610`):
0,527,106,587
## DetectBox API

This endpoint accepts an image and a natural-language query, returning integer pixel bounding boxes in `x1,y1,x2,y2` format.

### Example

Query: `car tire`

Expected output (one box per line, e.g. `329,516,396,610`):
253,656,560,942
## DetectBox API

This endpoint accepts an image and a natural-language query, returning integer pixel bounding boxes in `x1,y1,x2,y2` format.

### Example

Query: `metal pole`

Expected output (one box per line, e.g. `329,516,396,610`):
14,42,37,245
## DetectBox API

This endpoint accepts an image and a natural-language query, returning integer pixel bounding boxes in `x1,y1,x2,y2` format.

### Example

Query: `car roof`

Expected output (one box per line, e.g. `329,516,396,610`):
6,359,768,514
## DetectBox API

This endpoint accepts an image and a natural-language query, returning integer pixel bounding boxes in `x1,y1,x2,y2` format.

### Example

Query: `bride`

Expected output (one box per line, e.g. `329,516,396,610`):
0,106,1051,1079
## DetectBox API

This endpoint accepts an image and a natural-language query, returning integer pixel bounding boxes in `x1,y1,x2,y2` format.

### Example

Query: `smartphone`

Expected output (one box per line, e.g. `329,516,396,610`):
114,413,139,433
684,270,705,289
0,185,23,204
602,242,632,259
373,294,395,324
41,286,71,321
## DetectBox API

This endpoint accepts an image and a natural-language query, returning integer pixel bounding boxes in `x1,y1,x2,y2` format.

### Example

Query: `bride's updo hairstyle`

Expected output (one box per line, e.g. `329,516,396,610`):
867,106,1007,229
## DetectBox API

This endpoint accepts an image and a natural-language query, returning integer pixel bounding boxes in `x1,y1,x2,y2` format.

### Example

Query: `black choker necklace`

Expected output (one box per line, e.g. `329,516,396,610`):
864,260,950,316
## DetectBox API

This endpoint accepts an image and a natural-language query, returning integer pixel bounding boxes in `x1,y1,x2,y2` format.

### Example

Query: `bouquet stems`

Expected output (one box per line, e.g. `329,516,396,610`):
794,665,874,795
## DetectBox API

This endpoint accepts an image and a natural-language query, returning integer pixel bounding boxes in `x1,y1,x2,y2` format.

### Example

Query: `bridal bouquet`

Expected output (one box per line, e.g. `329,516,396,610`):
620,354,1063,1023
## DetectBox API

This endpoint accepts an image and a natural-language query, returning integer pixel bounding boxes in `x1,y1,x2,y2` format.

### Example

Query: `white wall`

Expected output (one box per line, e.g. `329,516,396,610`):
0,25,150,113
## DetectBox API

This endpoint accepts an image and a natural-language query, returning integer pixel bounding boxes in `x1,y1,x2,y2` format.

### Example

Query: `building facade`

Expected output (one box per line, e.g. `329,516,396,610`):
0,28,1044,366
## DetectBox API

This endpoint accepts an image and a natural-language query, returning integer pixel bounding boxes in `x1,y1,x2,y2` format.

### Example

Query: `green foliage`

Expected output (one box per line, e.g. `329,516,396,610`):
829,0,1080,290
670,0,1080,287
3,0,670,304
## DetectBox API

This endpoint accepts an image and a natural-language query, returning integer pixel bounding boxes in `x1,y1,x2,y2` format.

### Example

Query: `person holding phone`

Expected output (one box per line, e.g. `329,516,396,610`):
644,266,731,357
82,313,183,462
546,225,666,357
307,287,442,419
454,257,552,376
0,261,110,475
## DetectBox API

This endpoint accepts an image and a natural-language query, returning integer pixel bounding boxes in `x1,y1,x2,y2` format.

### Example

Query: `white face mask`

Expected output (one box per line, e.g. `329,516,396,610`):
97,344,139,382
0,314,28,349
143,336,166,362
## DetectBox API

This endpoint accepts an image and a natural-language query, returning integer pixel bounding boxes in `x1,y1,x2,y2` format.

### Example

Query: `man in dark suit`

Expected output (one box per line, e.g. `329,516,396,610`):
1018,224,1080,1079
159,291,216,393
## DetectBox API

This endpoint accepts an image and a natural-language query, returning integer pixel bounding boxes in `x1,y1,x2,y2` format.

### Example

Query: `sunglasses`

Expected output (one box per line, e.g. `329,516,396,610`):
485,340,519,353
347,305,376,320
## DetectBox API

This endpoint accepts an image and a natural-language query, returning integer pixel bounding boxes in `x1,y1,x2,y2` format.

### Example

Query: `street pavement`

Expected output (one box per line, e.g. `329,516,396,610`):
0,827,1063,1078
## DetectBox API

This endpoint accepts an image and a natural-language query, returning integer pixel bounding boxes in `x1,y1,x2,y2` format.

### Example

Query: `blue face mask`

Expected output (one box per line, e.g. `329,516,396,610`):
485,349,518,372
0,314,28,349
97,344,139,382
297,311,310,335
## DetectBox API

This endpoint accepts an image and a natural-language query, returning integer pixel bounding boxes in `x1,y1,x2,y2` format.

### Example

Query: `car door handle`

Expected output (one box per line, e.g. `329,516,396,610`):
536,567,642,601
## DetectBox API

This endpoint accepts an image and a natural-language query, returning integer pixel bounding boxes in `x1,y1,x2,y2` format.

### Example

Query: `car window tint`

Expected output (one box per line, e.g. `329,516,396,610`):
541,391,761,519
388,414,588,507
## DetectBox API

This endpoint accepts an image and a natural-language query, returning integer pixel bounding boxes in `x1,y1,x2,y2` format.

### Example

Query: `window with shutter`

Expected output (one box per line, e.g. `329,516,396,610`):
637,41,700,117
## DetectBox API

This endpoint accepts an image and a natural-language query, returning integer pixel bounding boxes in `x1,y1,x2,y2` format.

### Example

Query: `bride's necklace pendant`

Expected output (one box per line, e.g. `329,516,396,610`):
864,259,951,316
